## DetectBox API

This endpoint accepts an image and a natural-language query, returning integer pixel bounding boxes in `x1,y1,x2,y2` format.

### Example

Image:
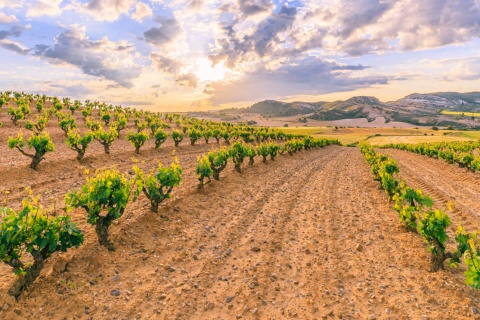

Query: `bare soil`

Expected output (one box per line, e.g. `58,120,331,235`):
0,111,479,319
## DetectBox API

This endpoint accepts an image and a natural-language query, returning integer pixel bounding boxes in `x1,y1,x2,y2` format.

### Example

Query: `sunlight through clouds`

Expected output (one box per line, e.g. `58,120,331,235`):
0,0,479,111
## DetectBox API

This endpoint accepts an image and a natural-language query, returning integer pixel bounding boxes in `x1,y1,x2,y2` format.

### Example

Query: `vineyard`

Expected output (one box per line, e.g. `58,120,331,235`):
1,91,480,319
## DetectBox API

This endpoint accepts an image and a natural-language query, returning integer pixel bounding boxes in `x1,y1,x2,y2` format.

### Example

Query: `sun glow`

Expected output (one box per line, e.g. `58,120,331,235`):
194,58,228,82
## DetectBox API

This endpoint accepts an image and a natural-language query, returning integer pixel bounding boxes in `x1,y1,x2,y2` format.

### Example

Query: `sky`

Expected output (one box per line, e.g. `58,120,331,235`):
1,0,480,112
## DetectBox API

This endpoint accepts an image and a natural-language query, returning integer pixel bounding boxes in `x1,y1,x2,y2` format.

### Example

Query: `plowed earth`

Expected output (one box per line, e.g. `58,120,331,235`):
0,110,479,319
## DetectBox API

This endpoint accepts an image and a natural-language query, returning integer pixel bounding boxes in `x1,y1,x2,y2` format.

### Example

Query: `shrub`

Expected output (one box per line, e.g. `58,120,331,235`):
0,198,84,297
188,128,201,146
196,155,213,189
207,148,229,180
66,130,93,160
100,111,112,126
256,144,270,163
66,169,133,251
86,118,102,131
95,127,118,154
112,114,127,135
126,131,150,154
133,158,182,212
59,115,77,136
228,142,248,173
203,129,213,144
153,129,168,149
8,131,55,170
245,144,256,165
268,143,280,160
172,129,184,147
25,112,49,135
69,100,81,114
81,107,92,120
212,128,222,144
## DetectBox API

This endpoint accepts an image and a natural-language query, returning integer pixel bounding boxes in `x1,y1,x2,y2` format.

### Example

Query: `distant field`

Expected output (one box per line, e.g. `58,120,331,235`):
441,110,480,117
277,126,480,146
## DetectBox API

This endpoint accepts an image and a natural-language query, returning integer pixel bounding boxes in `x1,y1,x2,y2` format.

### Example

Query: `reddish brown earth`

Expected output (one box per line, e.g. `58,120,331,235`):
0,109,480,319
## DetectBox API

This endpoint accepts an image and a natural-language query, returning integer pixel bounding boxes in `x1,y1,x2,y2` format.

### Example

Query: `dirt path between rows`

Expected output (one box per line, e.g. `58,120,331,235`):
2,146,479,319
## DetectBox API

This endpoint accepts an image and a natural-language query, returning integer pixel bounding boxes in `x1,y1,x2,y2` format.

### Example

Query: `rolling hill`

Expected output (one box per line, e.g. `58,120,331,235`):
229,92,480,128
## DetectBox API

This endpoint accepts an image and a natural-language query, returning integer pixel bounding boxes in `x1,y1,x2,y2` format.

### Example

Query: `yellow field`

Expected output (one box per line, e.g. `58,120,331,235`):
276,126,480,146
367,135,475,146
441,110,480,117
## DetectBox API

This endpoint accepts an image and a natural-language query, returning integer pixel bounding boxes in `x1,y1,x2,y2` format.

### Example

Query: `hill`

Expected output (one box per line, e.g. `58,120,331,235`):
239,100,327,116
230,92,480,128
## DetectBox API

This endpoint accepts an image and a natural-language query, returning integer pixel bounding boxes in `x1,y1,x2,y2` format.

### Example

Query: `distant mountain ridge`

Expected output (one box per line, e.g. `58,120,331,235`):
233,92,480,128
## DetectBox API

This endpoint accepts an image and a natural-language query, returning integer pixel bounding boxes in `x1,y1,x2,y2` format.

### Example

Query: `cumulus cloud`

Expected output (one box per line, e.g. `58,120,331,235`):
0,39,29,55
150,52,183,73
0,20,31,54
26,0,63,17
176,73,199,88
131,2,152,22
251,5,296,56
0,11,18,24
0,0,23,8
187,0,204,10
83,0,135,22
143,16,182,46
209,4,297,70
447,57,480,81
238,0,273,15
208,56,388,104
297,0,480,55
33,25,141,87
0,25,26,40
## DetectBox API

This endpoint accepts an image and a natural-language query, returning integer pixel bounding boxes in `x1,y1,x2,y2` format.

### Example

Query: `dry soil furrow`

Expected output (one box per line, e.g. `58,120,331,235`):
158,147,345,319
186,148,345,320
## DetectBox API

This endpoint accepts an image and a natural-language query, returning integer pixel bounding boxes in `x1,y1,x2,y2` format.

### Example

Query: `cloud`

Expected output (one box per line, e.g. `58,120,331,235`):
333,0,393,39
187,0,204,10
176,73,199,88
0,0,23,8
131,2,152,22
33,25,141,88
150,52,183,73
0,39,29,54
83,0,135,22
209,4,297,69
0,25,26,40
0,11,18,24
251,5,296,56
297,0,480,55
143,16,182,46
238,0,273,15
208,56,388,104
446,57,480,81
48,83,94,97
26,0,63,17
0,24,31,54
